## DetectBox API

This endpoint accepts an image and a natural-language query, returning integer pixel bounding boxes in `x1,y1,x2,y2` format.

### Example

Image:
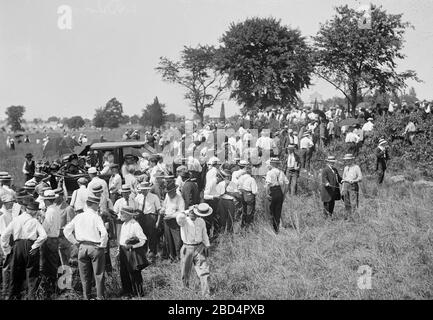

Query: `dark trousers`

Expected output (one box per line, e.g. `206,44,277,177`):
25,174,33,182
40,237,60,295
218,198,236,233
58,233,72,266
119,246,143,296
269,186,284,232
240,191,255,227
323,200,335,216
1,251,13,299
204,199,219,236
286,170,299,195
9,240,40,300
137,214,158,255
163,219,182,261
299,149,311,170
77,244,105,300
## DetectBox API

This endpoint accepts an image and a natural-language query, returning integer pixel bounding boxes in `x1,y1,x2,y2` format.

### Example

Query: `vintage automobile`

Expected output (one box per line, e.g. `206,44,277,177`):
62,140,155,198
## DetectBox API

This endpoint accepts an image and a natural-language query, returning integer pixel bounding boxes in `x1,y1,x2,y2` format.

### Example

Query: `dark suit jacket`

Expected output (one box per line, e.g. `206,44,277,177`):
375,147,389,171
181,180,200,209
321,165,342,202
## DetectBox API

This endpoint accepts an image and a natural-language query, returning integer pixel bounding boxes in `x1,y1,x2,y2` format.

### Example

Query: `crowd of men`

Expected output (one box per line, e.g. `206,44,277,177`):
0,99,405,300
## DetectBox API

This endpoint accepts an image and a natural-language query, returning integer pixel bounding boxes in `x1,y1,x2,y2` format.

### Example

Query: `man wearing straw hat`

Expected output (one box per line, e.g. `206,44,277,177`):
63,195,108,300
341,154,363,220
284,144,301,196
320,156,343,217
87,167,109,199
40,189,61,298
117,206,147,297
135,182,161,261
375,139,389,184
299,132,314,171
265,157,289,233
176,203,211,297
1,199,47,300
216,169,240,233
237,162,258,228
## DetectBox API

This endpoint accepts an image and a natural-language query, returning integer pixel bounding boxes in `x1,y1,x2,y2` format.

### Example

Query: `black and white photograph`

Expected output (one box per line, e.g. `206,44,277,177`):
0,0,432,306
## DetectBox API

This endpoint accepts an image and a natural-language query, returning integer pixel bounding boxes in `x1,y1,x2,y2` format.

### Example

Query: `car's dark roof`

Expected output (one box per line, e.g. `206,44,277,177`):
90,141,148,150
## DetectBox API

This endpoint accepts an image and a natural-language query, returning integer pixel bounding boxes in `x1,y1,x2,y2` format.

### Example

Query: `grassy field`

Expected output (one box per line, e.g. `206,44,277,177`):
1,129,433,300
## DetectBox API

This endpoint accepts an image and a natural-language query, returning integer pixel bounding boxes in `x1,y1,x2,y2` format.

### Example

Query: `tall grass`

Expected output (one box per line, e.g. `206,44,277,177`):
1,130,432,299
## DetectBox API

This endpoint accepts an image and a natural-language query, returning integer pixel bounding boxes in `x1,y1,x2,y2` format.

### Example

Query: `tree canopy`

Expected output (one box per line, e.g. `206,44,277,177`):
140,97,167,130
92,97,125,129
5,105,26,132
217,17,312,110
66,116,85,129
313,4,419,114
156,45,226,125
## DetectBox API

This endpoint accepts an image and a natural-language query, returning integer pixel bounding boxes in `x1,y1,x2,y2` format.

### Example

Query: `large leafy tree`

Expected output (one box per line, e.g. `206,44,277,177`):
156,45,226,125
5,105,26,132
66,116,85,129
313,4,419,115
140,97,167,130
92,97,125,129
217,17,312,110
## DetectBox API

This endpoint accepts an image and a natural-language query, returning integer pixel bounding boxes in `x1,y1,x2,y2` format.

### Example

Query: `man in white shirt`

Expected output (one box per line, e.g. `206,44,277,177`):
63,195,108,300
40,190,61,297
1,200,47,300
341,154,363,220
265,158,289,233
70,177,89,214
176,203,211,297
135,182,161,259
299,133,314,171
256,130,275,158
362,118,374,135
117,206,147,297
216,170,240,233
345,128,361,156
285,144,301,196
237,164,257,227
204,163,222,236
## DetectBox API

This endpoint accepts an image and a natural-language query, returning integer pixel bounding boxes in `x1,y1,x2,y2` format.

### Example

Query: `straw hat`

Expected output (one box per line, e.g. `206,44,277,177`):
342,154,355,161
87,195,101,205
1,193,14,203
42,190,58,200
77,177,88,185
192,203,213,217
120,185,132,193
325,155,337,163
137,182,152,191
88,167,97,174
238,160,249,167
378,139,388,145
91,184,104,194
120,206,138,217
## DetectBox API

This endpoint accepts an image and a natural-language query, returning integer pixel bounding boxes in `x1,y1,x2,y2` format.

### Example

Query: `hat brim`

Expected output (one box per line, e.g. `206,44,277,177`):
193,207,213,217
343,157,355,161
120,189,132,193
138,187,152,191
121,210,139,216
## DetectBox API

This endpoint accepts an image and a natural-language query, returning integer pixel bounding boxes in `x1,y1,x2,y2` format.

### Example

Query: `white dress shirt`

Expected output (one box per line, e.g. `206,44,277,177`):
204,176,219,200
0,208,13,236
135,193,161,214
176,213,210,247
63,208,108,247
345,132,360,143
1,212,47,255
231,169,246,185
119,219,147,248
70,185,89,211
343,165,363,183
266,168,289,187
300,137,314,149
237,174,258,194
42,204,61,237
163,194,185,219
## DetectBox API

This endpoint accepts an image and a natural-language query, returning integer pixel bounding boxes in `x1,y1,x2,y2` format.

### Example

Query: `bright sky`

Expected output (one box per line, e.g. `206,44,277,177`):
0,0,432,121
